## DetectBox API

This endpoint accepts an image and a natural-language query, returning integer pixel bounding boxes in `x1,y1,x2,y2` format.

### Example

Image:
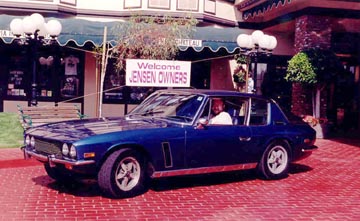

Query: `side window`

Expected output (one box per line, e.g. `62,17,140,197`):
249,99,268,126
199,97,234,125
224,97,248,126
198,96,249,126
207,97,234,125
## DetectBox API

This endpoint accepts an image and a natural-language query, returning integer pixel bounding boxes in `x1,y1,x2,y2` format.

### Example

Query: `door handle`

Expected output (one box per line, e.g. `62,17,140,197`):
239,137,251,141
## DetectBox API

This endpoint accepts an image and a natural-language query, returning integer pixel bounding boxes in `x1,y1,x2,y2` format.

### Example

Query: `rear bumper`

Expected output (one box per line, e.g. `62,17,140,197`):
293,145,318,162
302,145,318,152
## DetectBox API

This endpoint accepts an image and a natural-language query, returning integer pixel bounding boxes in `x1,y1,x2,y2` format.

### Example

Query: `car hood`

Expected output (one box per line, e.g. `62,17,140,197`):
26,117,169,141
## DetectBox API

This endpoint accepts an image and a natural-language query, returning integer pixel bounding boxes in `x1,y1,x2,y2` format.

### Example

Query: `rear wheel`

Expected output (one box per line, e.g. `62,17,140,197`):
258,140,290,179
98,149,148,198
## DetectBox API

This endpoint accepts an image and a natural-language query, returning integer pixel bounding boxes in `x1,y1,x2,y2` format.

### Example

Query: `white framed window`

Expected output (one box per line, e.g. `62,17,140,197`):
60,0,76,5
204,0,216,14
148,0,171,9
30,0,53,2
124,0,142,9
177,0,199,11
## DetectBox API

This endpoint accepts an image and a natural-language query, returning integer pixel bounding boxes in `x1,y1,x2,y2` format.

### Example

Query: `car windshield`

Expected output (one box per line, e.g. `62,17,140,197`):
127,92,205,123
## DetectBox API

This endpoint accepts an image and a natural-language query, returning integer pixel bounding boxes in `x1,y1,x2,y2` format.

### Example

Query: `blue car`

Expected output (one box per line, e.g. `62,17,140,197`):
22,89,317,198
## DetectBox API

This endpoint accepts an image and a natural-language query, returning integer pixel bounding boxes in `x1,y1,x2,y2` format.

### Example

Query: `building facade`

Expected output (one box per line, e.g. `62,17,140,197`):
0,0,359,129
235,0,360,130
0,0,247,117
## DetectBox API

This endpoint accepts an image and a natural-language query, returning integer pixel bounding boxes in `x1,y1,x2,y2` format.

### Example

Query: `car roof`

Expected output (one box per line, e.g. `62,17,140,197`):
156,89,266,99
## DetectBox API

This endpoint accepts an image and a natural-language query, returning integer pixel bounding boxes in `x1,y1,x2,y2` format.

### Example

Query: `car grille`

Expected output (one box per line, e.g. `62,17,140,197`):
35,139,62,157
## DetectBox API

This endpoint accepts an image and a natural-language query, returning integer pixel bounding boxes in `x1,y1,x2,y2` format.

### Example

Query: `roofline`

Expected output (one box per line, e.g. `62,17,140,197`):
155,89,265,98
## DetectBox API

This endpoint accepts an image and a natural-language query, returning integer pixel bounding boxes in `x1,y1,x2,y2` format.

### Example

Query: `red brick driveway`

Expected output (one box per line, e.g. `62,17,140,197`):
0,138,359,221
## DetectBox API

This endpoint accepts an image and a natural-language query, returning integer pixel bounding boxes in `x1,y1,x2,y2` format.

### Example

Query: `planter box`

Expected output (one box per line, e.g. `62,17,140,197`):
312,123,329,139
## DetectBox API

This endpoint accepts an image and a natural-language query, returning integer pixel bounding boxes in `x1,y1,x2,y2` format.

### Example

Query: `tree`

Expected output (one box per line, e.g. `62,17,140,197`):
285,48,344,119
111,15,198,71
96,15,197,117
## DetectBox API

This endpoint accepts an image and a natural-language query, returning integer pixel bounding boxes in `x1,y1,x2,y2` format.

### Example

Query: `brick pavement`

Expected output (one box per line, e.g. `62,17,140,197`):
0,138,359,221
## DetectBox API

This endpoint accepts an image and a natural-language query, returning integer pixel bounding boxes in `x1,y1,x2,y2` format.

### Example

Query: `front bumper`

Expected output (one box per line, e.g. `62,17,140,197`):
22,146,95,166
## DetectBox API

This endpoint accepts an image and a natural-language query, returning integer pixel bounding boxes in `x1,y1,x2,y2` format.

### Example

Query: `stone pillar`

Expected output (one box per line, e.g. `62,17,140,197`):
291,15,332,117
294,15,332,53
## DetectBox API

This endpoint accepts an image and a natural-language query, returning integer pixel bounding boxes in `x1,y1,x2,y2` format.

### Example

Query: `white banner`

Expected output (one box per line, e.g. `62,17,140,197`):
126,59,191,87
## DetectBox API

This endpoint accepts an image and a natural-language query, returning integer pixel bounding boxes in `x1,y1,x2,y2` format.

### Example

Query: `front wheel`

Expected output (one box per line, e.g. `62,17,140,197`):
258,140,290,180
98,149,148,198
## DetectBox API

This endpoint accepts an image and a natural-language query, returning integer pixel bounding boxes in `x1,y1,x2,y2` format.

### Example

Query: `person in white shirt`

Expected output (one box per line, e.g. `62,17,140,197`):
247,72,254,93
209,98,233,125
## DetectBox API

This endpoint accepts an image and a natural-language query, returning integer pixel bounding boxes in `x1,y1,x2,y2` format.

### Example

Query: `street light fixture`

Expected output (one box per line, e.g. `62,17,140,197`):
10,13,62,106
236,30,277,94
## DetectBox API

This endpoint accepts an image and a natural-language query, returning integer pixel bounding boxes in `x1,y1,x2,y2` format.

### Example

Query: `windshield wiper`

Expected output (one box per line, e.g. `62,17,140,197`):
127,110,164,117
165,115,193,123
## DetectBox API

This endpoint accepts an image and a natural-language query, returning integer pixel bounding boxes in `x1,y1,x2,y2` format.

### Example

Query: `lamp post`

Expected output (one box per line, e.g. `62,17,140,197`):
236,30,277,94
10,13,62,106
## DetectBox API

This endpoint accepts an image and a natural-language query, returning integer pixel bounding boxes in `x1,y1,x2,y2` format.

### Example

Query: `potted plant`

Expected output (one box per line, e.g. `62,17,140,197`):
302,115,329,138
285,48,344,138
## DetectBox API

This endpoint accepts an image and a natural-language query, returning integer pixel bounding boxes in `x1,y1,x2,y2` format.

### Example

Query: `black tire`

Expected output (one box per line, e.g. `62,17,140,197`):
44,163,74,183
258,140,291,180
98,148,148,198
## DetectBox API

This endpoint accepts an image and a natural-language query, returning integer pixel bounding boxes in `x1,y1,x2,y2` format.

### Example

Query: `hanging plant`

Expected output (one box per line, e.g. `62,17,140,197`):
234,54,249,65
233,54,249,84
233,65,246,83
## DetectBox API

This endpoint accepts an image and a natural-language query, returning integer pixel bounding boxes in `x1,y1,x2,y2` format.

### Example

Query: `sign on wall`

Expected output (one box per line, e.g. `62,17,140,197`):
126,59,191,87
176,39,202,47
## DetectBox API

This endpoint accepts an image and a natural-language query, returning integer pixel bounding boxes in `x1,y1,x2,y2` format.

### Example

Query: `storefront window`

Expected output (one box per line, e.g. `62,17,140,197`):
38,55,55,98
0,46,84,104
103,65,126,102
60,54,82,99
103,59,160,104
7,55,28,98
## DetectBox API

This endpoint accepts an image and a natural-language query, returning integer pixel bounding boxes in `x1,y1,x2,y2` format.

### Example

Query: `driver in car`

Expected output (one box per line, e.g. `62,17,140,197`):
209,98,233,125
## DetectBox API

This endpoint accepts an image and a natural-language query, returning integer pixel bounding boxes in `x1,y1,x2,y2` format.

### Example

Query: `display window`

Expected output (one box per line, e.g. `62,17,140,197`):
38,55,56,99
59,53,82,99
6,55,28,98
0,46,84,104
102,59,161,104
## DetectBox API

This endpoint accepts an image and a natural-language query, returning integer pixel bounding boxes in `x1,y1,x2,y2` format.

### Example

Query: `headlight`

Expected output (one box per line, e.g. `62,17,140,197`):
69,145,77,158
30,136,35,147
62,143,69,156
25,135,31,146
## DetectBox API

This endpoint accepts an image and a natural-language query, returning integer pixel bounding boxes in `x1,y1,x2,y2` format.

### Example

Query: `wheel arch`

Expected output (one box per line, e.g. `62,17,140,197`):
97,143,154,176
263,137,293,161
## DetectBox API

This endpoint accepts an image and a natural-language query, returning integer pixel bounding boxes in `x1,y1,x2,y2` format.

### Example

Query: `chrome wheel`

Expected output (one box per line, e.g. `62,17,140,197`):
267,145,288,174
115,156,141,191
258,140,290,180
98,149,148,198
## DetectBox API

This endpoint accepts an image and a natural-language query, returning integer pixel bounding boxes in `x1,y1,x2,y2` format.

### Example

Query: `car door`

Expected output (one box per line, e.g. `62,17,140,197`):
245,98,273,161
185,96,254,168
